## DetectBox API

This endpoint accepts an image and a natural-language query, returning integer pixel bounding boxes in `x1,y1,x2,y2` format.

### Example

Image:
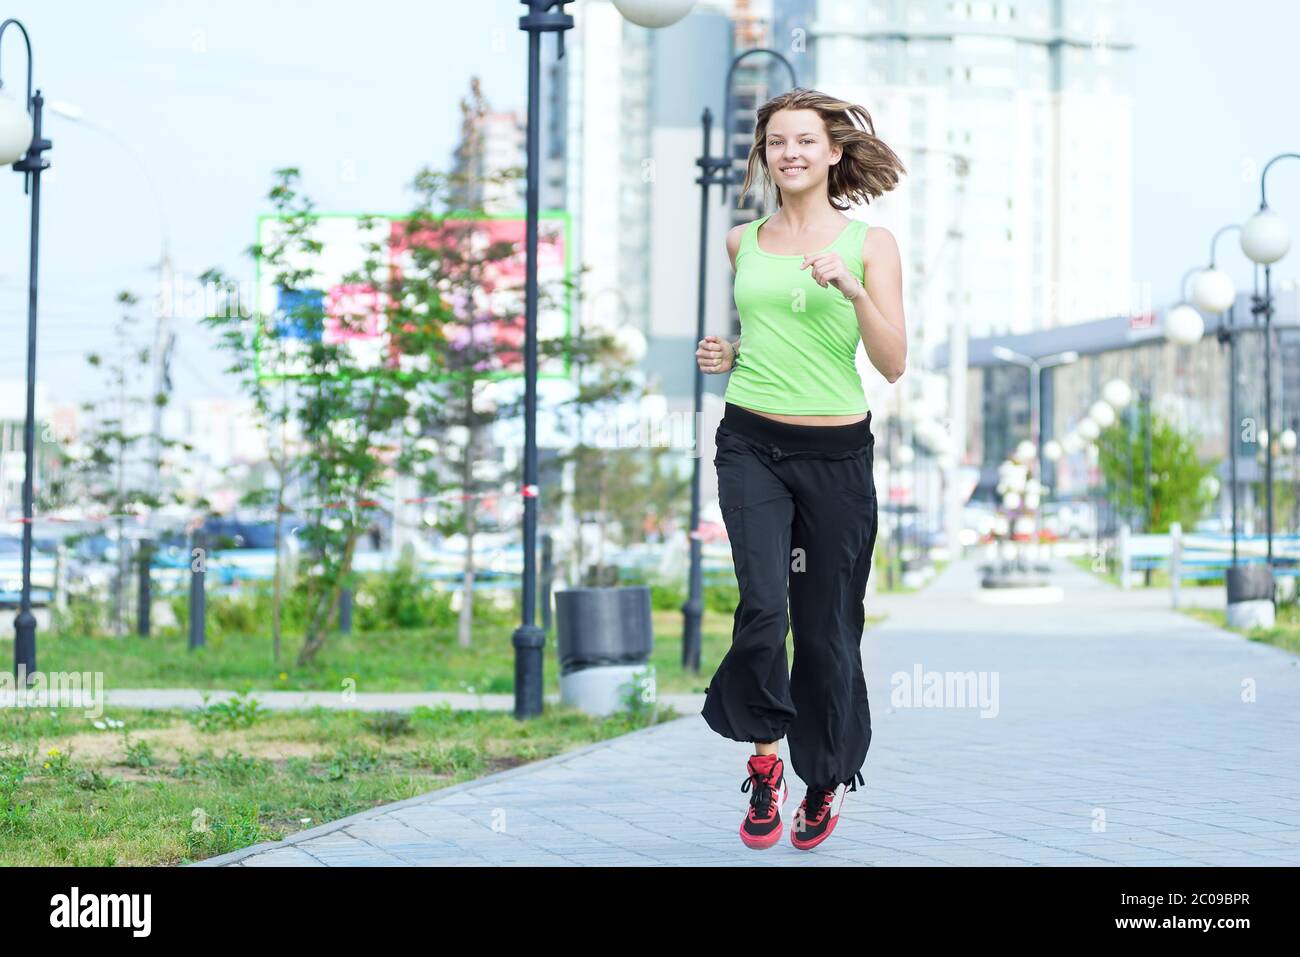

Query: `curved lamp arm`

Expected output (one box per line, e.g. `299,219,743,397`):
1205,222,1259,315
720,47,798,207
1259,152,1300,209
1208,224,1240,268
0,18,33,106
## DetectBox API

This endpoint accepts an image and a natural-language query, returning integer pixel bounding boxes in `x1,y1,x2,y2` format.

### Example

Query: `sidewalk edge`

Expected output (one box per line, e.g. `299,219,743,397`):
187,709,693,867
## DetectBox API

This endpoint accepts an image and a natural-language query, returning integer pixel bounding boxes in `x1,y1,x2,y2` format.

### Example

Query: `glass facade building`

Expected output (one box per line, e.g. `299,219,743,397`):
937,286,1300,533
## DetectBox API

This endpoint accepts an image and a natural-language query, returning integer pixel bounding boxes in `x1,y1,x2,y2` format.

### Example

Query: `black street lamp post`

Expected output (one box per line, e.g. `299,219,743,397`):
1,18,51,686
1242,153,1300,569
1199,224,1250,566
512,1,575,718
515,0,695,714
1187,223,1271,612
681,104,733,675
682,48,796,675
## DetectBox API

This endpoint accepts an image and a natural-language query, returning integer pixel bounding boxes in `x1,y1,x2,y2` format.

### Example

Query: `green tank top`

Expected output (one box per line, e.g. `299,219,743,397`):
725,213,871,415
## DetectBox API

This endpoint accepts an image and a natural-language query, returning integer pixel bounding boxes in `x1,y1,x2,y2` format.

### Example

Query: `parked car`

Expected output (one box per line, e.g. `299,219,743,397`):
152,516,306,552
0,535,56,606
1040,501,1097,539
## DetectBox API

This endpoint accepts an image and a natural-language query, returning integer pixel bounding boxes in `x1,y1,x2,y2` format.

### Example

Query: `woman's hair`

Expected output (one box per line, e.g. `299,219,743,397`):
737,87,906,211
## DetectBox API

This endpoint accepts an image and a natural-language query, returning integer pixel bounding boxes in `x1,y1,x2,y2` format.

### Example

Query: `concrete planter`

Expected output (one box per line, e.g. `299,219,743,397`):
1225,564,1275,629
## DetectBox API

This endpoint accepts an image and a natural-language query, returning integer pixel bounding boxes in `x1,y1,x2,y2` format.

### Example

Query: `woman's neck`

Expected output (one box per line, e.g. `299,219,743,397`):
773,193,843,233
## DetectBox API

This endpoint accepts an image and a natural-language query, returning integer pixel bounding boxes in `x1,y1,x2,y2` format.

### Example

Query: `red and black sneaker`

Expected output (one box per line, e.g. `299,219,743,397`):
739,753,789,849
790,770,864,850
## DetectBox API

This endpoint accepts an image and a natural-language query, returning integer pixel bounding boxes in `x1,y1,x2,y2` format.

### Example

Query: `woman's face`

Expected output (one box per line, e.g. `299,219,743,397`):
764,108,840,198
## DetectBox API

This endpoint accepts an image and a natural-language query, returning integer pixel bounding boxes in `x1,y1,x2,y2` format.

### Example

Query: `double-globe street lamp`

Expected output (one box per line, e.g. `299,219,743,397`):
514,0,695,718
990,346,1077,546
1057,303,1202,557
1187,224,1249,565
990,347,1078,470
1095,304,1204,536
1239,153,1300,572
1112,269,1207,538
0,18,51,685
682,47,797,675
1183,164,1300,612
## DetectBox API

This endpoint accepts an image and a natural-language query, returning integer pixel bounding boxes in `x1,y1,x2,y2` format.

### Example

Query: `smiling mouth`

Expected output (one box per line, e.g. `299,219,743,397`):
780,166,806,175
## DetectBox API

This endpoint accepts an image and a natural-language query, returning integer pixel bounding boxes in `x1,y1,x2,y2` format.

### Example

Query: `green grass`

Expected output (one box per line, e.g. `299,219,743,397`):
0,700,677,866
9,624,530,695
8,588,889,697
875,557,949,594
0,572,896,866
6,613,736,696
1182,604,1300,658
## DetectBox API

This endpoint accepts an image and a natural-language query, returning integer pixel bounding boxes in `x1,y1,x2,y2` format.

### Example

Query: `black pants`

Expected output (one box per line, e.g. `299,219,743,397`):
701,402,879,791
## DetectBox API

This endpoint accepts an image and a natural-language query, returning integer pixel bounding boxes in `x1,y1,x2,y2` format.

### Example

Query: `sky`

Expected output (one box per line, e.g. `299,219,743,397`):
1,0,1298,415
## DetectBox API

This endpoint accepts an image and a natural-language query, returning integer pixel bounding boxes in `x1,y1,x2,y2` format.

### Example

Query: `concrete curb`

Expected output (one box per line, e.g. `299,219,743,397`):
188,709,695,866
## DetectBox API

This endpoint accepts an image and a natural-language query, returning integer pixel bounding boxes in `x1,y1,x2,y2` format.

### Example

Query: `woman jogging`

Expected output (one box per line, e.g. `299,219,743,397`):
695,88,907,850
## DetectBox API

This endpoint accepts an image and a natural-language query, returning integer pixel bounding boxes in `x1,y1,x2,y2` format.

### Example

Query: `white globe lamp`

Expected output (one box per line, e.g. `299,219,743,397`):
1191,268,1236,314
1164,304,1204,346
0,89,33,166
1102,379,1133,410
1241,209,1291,265
613,0,697,28
1089,400,1116,429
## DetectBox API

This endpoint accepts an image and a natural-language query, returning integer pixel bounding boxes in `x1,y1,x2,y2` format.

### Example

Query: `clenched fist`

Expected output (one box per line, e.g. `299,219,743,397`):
697,335,736,374
802,251,865,301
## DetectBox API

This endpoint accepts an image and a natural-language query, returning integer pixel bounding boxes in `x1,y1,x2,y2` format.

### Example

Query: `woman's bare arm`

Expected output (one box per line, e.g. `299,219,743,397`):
696,224,749,373
725,224,745,358
852,226,906,383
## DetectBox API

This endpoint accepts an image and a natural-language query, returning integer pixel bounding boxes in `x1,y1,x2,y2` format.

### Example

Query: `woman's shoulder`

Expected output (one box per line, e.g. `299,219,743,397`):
729,216,769,241
726,223,746,269
860,223,899,262
727,217,768,268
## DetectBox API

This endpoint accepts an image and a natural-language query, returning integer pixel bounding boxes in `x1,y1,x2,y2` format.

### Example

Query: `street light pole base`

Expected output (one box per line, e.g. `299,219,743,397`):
13,608,37,683
512,624,546,719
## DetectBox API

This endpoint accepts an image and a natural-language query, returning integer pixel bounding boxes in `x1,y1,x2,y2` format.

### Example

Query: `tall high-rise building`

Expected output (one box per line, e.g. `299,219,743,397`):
540,0,1133,412
541,0,736,411
449,78,527,214
811,0,1135,361
469,110,528,214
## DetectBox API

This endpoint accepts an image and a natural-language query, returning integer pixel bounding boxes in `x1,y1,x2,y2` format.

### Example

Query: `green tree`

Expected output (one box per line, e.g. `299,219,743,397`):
1248,478,1299,535
199,262,300,664
201,146,632,663
68,291,190,635
1097,406,1217,534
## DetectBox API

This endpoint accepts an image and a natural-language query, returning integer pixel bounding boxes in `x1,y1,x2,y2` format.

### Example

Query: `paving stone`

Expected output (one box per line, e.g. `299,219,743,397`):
192,556,1300,868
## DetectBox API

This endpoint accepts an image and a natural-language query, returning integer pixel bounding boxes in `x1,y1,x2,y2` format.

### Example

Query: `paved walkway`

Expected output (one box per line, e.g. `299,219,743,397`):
195,553,1300,866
